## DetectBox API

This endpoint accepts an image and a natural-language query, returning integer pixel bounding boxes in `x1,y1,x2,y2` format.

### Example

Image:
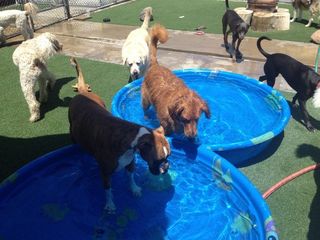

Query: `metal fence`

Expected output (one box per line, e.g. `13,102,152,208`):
0,0,127,38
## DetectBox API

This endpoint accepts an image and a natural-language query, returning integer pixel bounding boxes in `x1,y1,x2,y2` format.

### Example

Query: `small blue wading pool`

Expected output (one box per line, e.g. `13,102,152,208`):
112,69,291,166
0,145,278,240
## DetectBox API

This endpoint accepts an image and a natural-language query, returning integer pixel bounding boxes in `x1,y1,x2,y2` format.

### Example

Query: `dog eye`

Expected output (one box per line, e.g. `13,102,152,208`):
181,117,190,123
136,62,140,66
129,63,133,67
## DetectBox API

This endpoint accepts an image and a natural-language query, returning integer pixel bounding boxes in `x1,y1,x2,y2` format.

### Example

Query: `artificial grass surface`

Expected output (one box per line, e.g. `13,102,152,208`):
1,44,320,239
0,45,128,183
90,0,318,43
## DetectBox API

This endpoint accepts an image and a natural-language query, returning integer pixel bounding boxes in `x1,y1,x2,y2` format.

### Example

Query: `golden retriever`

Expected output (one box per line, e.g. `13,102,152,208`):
141,24,211,138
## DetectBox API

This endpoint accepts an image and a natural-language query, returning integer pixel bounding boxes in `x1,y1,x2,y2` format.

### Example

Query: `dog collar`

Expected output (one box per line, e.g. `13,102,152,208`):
130,127,150,148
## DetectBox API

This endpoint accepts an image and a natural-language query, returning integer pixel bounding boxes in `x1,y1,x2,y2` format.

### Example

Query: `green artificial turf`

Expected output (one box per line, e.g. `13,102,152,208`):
1,45,320,239
90,0,318,43
0,45,128,182
241,91,320,239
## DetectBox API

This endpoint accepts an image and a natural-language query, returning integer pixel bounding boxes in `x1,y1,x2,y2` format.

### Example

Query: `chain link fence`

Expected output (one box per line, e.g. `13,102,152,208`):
0,0,127,38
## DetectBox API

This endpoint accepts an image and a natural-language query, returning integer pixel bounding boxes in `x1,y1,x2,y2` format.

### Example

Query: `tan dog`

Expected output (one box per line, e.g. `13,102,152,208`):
0,2,38,44
121,7,153,82
68,58,170,213
141,24,211,139
291,0,320,27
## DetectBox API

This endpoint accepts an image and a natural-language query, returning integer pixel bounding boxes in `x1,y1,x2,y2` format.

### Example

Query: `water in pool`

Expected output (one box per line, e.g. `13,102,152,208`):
0,147,263,240
116,72,283,147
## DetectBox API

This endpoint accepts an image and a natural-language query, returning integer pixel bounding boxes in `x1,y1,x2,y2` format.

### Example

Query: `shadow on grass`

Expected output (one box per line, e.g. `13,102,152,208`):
38,76,74,120
0,134,71,182
0,40,23,48
287,100,320,131
238,131,284,168
293,19,319,29
296,144,320,240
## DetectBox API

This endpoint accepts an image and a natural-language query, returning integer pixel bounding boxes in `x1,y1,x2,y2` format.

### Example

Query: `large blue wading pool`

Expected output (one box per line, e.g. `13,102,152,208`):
0,145,278,240
112,69,291,166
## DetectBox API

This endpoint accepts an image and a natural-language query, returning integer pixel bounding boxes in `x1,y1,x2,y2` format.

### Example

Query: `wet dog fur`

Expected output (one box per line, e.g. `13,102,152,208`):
141,24,211,139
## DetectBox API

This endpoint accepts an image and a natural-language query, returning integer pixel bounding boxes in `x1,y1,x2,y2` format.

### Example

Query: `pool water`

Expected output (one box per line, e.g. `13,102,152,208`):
0,145,274,240
113,70,288,149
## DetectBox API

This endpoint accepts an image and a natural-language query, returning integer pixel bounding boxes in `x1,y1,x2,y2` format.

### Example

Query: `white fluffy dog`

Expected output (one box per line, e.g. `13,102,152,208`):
0,2,38,44
12,32,63,122
121,7,153,82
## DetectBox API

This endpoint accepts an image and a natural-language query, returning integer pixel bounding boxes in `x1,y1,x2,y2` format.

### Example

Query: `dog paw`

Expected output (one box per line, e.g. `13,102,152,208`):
29,113,40,122
306,124,316,132
131,185,142,197
235,52,243,60
104,201,116,214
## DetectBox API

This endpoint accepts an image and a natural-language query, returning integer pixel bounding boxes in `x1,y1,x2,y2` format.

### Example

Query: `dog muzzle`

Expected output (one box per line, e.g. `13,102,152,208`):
159,159,169,174
149,158,169,175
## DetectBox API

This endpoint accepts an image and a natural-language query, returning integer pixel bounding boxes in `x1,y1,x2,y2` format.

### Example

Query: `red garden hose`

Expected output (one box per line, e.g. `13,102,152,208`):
263,163,320,199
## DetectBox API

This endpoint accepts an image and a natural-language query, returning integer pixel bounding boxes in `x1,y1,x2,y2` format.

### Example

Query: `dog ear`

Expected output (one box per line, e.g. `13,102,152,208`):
49,38,62,52
140,57,145,65
155,125,165,135
201,101,211,119
137,134,152,150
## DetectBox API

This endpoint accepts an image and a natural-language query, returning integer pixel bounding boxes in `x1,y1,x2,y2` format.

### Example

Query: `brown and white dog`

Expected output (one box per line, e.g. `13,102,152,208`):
291,0,320,27
68,58,170,213
141,24,211,139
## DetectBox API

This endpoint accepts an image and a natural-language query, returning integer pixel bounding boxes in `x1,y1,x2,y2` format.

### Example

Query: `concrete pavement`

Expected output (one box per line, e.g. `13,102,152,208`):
13,19,320,92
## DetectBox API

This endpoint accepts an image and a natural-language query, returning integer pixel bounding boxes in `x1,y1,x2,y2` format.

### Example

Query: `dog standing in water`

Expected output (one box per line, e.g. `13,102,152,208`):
142,24,211,138
68,58,170,213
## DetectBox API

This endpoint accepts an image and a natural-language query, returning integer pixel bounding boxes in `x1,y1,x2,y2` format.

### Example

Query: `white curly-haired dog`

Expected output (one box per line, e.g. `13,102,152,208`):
0,2,38,45
12,32,63,122
122,7,153,82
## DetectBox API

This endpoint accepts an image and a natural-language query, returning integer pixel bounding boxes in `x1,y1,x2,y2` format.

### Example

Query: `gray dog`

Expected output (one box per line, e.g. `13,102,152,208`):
222,0,250,61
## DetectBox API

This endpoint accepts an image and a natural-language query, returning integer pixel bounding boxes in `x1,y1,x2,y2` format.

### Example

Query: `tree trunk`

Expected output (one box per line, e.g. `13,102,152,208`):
234,7,253,25
251,8,290,32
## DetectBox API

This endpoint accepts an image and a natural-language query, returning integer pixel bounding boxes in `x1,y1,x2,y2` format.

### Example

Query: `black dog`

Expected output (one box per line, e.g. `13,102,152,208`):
257,36,320,132
222,0,250,61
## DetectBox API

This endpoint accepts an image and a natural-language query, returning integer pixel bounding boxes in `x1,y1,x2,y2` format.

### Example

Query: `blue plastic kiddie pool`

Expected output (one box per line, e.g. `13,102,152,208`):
112,69,291,166
0,144,278,240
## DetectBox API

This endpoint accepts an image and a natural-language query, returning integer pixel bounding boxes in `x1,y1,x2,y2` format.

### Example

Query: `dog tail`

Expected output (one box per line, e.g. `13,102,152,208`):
24,2,38,16
257,36,271,58
24,2,38,32
140,7,153,30
149,24,168,65
225,0,230,9
70,57,92,93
